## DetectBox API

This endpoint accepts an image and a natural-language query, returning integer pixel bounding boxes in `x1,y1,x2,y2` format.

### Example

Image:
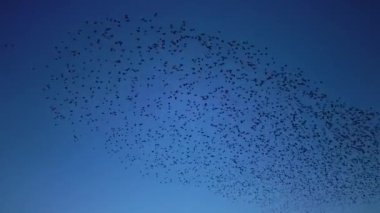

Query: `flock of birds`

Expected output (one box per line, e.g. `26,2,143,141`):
43,13,380,212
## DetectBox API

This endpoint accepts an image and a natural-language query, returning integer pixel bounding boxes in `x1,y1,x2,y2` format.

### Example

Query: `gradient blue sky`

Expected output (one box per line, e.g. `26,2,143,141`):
0,0,379,212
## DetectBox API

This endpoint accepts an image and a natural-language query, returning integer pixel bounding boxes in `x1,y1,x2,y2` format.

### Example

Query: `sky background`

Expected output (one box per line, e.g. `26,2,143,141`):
0,0,379,212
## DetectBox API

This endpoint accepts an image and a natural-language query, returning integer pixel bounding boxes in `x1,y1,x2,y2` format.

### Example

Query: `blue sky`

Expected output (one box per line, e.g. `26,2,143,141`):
0,0,379,212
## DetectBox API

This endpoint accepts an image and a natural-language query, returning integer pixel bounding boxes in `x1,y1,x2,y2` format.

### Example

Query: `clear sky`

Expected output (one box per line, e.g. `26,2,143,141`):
0,0,379,212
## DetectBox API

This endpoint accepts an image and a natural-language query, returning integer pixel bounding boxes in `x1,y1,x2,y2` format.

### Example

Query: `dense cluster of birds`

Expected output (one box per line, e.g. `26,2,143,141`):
43,13,380,212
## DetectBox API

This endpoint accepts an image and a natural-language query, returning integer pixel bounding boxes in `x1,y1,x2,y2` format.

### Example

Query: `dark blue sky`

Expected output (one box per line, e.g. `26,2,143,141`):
0,0,379,212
